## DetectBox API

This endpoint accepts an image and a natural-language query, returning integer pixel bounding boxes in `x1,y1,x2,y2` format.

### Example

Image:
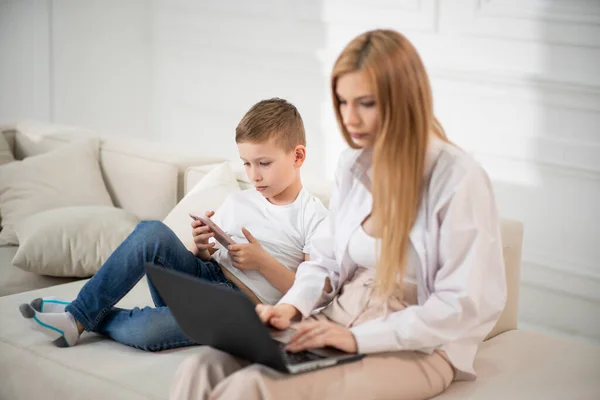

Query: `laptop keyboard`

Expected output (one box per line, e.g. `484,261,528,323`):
276,342,324,365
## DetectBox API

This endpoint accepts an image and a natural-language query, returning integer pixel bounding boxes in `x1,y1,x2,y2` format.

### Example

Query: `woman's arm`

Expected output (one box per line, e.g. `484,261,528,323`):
277,192,342,317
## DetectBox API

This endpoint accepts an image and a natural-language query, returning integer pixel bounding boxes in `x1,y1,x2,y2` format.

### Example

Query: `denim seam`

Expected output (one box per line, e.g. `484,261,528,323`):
155,255,174,272
207,260,239,290
147,338,195,352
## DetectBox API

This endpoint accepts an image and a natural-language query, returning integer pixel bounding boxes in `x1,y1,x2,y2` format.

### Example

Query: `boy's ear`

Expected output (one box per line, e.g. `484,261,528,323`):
293,145,306,167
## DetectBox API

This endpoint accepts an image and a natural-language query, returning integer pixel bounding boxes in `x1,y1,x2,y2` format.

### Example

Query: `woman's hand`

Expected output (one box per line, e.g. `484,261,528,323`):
256,303,300,330
285,320,358,354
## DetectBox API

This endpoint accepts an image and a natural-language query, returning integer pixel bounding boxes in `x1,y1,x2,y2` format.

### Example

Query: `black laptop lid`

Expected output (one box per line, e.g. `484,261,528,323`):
145,263,287,371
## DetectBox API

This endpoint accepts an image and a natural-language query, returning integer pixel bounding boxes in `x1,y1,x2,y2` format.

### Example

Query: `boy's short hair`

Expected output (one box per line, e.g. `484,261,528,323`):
235,98,306,151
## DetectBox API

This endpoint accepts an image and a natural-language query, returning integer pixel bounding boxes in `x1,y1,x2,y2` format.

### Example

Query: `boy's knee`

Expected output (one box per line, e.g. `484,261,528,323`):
133,221,177,246
136,220,168,235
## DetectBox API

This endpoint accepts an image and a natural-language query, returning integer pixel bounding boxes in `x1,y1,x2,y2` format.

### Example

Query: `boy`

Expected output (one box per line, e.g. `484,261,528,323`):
19,98,328,351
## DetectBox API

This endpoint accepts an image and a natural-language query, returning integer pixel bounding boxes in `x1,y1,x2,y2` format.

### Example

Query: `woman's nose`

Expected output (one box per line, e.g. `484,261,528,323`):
343,105,360,127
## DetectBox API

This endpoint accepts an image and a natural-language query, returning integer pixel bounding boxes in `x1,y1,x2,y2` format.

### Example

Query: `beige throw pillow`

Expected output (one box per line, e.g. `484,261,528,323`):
0,138,113,245
13,206,139,277
163,162,240,247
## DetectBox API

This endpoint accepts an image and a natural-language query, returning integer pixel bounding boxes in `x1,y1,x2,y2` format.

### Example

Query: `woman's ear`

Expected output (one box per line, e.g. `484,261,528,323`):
293,145,307,167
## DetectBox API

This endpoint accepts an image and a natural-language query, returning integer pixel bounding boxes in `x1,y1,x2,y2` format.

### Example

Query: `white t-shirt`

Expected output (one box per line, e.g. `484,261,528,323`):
211,187,328,304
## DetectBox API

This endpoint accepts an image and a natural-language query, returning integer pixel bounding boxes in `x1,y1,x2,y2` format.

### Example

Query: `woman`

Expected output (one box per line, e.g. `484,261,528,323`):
170,29,506,400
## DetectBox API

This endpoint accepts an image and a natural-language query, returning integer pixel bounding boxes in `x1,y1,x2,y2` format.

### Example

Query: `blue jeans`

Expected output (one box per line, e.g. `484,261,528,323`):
65,220,239,352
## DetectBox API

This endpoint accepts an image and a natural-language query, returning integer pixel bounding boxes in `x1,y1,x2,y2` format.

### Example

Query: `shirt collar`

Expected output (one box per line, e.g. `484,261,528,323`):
350,147,374,190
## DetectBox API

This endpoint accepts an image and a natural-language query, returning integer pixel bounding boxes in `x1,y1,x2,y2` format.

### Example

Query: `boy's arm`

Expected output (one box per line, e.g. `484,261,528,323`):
257,253,309,294
188,244,217,261
229,229,310,294
257,253,297,295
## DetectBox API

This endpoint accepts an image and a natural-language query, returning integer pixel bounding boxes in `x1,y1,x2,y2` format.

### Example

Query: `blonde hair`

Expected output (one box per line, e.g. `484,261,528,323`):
236,98,306,151
331,30,447,297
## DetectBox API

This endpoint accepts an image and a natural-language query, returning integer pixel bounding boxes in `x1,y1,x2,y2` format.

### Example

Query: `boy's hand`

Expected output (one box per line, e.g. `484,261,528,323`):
228,227,268,271
191,211,216,260
256,303,300,330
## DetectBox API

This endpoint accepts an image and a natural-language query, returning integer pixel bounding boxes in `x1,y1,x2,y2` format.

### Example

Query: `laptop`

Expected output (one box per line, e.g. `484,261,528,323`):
145,263,365,374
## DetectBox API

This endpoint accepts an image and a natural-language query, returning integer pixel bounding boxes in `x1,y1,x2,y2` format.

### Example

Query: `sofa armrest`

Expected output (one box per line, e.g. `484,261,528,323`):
485,218,524,340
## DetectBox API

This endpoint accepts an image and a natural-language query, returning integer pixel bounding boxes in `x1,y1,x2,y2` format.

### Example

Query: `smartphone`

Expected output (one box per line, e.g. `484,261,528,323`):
189,213,236,247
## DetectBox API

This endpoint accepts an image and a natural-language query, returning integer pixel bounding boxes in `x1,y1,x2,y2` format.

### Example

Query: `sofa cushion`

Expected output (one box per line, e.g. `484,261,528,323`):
436,330,600,399
0,138,113,245
0,279,199,399
184,163,334,208
13,206,139,277
0,133,13,231
10,122,224,221
0,246,78,297
0,133,13,165
164,162,240,248
0,280,598,399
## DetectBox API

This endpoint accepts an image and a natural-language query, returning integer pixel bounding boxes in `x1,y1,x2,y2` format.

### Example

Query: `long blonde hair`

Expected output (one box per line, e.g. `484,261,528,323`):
331,30,447,297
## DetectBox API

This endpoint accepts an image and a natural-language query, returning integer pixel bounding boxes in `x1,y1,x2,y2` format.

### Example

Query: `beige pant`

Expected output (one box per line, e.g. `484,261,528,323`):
170,268,454,400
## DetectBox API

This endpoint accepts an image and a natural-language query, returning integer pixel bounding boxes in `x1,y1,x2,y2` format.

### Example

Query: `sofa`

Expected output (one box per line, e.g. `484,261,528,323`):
0,124,224,297
0,125,599,399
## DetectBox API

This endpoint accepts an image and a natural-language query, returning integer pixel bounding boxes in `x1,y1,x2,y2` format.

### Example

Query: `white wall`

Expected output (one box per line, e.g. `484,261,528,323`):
1,0,599,344
0,0,153,139
151,0,328,175
0,0,51,122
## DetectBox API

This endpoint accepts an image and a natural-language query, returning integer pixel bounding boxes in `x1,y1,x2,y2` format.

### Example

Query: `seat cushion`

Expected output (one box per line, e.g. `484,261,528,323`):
0,278,199,399
436,330,600,399
0,246,79,296
2,278,599,399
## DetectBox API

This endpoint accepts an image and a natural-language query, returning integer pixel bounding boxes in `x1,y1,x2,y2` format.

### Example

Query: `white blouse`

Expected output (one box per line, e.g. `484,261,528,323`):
279,136,506,381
